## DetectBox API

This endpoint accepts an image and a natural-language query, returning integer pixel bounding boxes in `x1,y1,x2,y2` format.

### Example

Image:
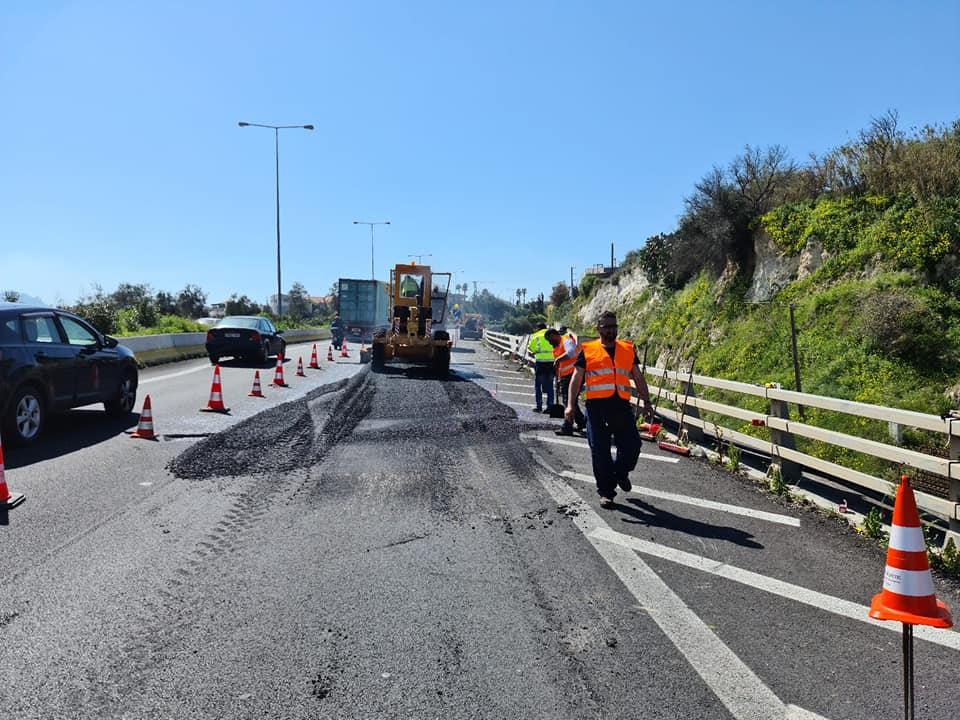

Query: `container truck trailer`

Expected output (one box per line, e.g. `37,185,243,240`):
337,278,391,343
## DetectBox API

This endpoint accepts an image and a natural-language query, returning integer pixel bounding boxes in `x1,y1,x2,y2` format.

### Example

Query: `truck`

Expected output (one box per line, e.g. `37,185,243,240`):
459,313,484,340
337,278,391,343
370,262,453,377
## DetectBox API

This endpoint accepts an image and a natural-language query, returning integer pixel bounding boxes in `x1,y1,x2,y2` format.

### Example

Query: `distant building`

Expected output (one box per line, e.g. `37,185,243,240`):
268,293,289,315
208,302,227,318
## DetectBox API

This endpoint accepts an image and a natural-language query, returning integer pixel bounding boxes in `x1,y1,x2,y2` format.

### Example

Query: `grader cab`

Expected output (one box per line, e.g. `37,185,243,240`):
369,263,453,377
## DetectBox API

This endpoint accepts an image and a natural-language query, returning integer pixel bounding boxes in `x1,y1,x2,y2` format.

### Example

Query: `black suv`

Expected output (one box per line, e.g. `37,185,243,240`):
0,303,139,445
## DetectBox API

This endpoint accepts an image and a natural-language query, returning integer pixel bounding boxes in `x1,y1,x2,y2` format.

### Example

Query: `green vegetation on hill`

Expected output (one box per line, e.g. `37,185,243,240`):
557,113,960,480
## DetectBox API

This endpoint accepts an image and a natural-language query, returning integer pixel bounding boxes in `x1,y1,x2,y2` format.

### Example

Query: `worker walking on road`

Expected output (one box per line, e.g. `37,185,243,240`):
548,327,584,435
527,322,554,413
565,311,653,508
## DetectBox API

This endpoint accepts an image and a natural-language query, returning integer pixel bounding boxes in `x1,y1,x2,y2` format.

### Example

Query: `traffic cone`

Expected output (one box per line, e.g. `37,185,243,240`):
201,364,231,413
296,357,307,377
309,344,321,369
327,345,335,362
869,476,952,628
248,371,265,397
131,394,159,439
272,353,289,387
341,340,349,358
0,431,25,509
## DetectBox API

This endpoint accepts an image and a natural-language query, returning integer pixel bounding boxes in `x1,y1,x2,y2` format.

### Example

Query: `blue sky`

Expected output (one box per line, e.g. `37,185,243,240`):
2,1,958,308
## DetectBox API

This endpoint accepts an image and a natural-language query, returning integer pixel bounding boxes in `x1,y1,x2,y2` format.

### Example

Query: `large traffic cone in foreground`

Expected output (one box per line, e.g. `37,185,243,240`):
248,371,265,397
296,357,307,377
869,475,951,719
201,364,230,413
131,394,159,439
272,354,289,387
869,476,952,627
309,344,321,369
341,340,350,358
327,345,335,362
0,431,25,509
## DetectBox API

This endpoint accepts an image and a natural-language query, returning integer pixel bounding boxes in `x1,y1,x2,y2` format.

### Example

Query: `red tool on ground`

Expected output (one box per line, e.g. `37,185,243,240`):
0,431,25,509
640,364,668,442
131,394,159,439
658,359,695,456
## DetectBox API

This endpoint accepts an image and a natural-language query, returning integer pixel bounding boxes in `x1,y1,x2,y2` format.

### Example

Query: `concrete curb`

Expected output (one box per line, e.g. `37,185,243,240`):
119,329,330,367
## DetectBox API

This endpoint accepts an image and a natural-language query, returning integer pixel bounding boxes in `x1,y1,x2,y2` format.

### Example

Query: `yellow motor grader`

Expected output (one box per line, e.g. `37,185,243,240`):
368,262,453,377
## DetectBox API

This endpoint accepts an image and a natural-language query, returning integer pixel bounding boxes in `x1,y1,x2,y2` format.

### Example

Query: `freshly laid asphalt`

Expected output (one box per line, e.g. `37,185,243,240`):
0,339,959,718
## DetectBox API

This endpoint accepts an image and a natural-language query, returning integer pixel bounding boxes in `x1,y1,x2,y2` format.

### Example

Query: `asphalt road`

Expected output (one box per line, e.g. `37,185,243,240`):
1,339,959,718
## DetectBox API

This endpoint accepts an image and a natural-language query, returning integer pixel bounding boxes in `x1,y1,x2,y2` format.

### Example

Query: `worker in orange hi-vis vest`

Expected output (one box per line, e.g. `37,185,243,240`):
565,310,653,509
548,327,584,436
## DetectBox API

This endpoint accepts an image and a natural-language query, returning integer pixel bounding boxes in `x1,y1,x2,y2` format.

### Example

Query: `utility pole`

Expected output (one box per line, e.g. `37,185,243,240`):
789,303,805,420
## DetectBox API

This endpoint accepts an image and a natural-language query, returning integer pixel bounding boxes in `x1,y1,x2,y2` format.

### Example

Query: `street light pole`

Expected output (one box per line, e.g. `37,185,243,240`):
409,253,432,264
353,221,390,279
238,121,314,318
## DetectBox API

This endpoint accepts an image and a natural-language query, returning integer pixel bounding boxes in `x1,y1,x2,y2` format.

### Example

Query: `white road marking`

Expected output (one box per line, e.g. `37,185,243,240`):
490,389,531,397
523,434,680,464
140,364,211,384
478,380,531,389
563,470,799,526
591,526,960,652
532,460,833,719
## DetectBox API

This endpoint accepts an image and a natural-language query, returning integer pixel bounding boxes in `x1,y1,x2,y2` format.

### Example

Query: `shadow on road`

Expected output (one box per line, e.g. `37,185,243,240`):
619,497,764,549
214,356,286,370
3,410,138,469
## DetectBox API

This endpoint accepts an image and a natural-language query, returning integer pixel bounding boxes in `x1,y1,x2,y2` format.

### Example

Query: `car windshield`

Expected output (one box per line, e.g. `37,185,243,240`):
215,317,260,330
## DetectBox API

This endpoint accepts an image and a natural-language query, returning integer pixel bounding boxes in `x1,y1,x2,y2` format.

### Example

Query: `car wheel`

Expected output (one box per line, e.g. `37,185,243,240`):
279,340,287,359
5,385,44,445
209,354,219,365
259,342,269,364
105,369,137,416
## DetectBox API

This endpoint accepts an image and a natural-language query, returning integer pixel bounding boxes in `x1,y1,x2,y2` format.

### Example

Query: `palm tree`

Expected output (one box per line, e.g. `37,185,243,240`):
515,289,521,306
521,288,527,305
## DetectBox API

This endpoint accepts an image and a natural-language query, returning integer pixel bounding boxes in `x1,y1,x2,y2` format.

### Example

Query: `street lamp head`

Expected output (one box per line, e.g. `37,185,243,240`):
303,125,315,130
238,122,250,127
353,221,360,225
384,221,391,225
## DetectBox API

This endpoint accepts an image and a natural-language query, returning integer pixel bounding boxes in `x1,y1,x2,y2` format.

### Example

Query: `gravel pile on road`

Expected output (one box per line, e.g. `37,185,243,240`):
168,371,372,480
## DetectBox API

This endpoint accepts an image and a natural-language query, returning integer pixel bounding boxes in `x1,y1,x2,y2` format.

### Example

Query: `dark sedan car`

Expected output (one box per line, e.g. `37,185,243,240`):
205,316,286,364
0,303,139,445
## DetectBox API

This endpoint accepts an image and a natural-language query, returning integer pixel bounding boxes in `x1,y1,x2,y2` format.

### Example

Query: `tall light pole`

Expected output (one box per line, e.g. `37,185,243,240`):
353,221,391,279
238,121,314,317
408,252,432,264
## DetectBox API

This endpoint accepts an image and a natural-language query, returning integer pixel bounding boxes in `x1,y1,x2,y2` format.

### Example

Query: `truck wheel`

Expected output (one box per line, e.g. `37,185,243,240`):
371,343,385,371
432,347,450,379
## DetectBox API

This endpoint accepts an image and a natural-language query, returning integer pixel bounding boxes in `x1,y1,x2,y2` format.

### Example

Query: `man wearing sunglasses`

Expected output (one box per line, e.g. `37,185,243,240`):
565,311,653,508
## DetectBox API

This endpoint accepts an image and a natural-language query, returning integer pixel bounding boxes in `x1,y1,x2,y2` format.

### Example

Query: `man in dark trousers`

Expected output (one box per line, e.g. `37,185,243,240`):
330,314,344,349
565,311,653,508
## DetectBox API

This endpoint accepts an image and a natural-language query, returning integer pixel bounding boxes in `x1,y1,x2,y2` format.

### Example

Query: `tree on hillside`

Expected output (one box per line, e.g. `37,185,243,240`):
730,145,796,215
175,284,207,319
550,282,570,308
155,290,177,315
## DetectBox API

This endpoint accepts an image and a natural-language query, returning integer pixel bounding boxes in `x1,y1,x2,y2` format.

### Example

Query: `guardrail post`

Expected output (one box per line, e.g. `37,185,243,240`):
949,419,960,540
681,374,706,446
767,384,801,484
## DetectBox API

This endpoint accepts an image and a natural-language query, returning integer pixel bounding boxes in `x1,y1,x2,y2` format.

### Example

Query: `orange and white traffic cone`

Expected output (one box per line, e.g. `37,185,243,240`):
131,394,159,439
248,370,265,397
201,364,231,413
272,353,289,387
341,340,350,358
869,475,952,628
296,357,307,377
0,431,25,509
869,475,952,718
327,345,335,362
309,344,321,369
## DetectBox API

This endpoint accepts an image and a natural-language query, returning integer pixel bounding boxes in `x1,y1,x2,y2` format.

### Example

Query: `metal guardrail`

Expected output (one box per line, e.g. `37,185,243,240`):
483,331,960,535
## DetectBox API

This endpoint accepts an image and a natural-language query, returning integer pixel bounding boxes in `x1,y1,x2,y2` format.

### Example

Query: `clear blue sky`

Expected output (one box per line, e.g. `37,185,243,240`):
3,1,959,308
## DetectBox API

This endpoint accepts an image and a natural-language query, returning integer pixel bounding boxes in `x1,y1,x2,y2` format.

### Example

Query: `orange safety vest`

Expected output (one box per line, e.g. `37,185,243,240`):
583,339,634,401
553,334,578,378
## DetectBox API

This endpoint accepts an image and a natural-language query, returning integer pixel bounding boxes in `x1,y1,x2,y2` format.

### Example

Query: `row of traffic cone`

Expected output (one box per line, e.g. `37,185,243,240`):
131,343,336,440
